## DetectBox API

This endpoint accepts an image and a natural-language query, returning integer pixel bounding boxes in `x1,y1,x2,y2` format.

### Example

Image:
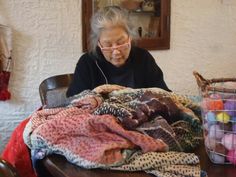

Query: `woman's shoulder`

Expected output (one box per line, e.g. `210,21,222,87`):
131,46,154,62
77,52,96,65
132,46,149,54
79,52,94,60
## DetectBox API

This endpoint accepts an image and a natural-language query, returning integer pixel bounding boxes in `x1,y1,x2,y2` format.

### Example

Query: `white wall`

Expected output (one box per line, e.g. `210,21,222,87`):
156,0,236,94
0,0,236,152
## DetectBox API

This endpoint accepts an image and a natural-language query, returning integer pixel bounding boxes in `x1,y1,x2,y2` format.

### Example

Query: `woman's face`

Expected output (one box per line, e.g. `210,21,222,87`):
98,26,131,67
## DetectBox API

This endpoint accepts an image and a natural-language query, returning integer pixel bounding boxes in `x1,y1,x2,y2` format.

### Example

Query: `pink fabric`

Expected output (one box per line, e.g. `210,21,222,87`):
1,117,37,177
30,107,89,131
29,107,168,164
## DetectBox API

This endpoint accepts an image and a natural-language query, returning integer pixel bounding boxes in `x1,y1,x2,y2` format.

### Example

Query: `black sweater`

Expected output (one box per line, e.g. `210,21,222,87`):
66,46,171,97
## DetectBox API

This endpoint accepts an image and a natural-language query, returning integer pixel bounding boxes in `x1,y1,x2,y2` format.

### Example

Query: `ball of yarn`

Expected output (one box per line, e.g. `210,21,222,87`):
219,122,232,132
209,152,225,164
214,143,227,155
226,150,236,164
233,124,236,132
231,116,236,130
201,98,210,112
216,112,231,123
221,133,236,150
232,116,236,123
207,99,224,111
224,100,236,117
208,124,224,139
201,95,223,111
231,117,236,132
205,111,216,124
205,136,227,155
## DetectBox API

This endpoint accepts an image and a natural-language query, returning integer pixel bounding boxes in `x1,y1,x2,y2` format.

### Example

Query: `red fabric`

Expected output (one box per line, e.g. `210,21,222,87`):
0,71,11,101
1,118,37,177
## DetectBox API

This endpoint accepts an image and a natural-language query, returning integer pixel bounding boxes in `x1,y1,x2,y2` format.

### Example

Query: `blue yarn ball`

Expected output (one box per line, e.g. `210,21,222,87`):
205,111,217,125
231,117,236,123
233,124,236,132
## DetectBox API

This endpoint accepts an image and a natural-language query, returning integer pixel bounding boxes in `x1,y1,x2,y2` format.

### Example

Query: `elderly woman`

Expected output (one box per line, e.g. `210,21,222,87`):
66,6,171,97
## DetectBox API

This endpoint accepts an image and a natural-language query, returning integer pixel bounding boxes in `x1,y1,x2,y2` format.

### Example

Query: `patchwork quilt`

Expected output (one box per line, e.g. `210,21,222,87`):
23,85,204,177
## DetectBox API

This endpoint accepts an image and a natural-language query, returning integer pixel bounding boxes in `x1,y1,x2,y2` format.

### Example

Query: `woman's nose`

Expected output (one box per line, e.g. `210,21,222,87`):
112,48,121,54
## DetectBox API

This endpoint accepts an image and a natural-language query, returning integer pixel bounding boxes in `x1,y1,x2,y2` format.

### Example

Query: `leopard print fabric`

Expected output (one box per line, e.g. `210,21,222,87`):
109,150,201,177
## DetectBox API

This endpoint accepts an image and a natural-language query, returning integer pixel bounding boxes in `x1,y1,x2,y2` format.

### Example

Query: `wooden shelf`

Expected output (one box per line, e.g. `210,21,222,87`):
82,0,170,51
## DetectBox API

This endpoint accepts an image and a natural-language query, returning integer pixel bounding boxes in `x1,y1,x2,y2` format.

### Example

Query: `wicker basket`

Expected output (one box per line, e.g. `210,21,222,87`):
193,71,236,165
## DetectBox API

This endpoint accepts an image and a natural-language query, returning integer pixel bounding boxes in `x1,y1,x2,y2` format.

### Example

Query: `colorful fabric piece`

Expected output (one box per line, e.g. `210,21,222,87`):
19,85,204,176
89,87,202,151
67,86,202,151
23,107,168,168
94,90,182,129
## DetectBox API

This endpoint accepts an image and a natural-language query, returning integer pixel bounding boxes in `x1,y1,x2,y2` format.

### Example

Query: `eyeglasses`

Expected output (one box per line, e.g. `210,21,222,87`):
98,38,130,53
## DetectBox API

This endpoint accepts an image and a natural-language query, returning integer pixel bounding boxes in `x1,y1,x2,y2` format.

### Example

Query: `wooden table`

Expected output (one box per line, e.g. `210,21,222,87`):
42,143,236,177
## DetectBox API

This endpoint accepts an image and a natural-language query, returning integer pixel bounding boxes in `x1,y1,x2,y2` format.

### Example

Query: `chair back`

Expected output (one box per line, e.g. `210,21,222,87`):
39,74,73,107
0,158,20,177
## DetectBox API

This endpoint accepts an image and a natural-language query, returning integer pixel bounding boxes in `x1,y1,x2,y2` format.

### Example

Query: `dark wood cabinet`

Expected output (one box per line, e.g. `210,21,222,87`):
82,0,170,51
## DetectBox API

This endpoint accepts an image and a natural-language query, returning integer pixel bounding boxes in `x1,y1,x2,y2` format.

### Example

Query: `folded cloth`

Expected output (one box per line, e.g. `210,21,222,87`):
23,107,168,168
136,116,183,151
110,150,201,177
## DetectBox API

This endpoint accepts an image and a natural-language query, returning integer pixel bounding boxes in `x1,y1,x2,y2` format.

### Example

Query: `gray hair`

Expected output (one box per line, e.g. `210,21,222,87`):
89,6,136,54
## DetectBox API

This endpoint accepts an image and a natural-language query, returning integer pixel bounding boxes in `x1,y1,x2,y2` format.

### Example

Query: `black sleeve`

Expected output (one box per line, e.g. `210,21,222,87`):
66,55,92,97
145,52,172,92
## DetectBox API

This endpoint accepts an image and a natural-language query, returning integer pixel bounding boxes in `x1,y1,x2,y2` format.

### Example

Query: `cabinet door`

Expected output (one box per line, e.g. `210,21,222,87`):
82,0,170,51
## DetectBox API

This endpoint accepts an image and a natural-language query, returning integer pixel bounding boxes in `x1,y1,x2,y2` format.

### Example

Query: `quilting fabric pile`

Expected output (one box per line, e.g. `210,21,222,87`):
23,85,204,177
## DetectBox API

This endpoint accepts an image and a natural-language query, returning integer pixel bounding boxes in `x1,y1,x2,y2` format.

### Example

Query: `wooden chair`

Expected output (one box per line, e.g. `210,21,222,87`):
39,74,73,107
0,158,20,177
